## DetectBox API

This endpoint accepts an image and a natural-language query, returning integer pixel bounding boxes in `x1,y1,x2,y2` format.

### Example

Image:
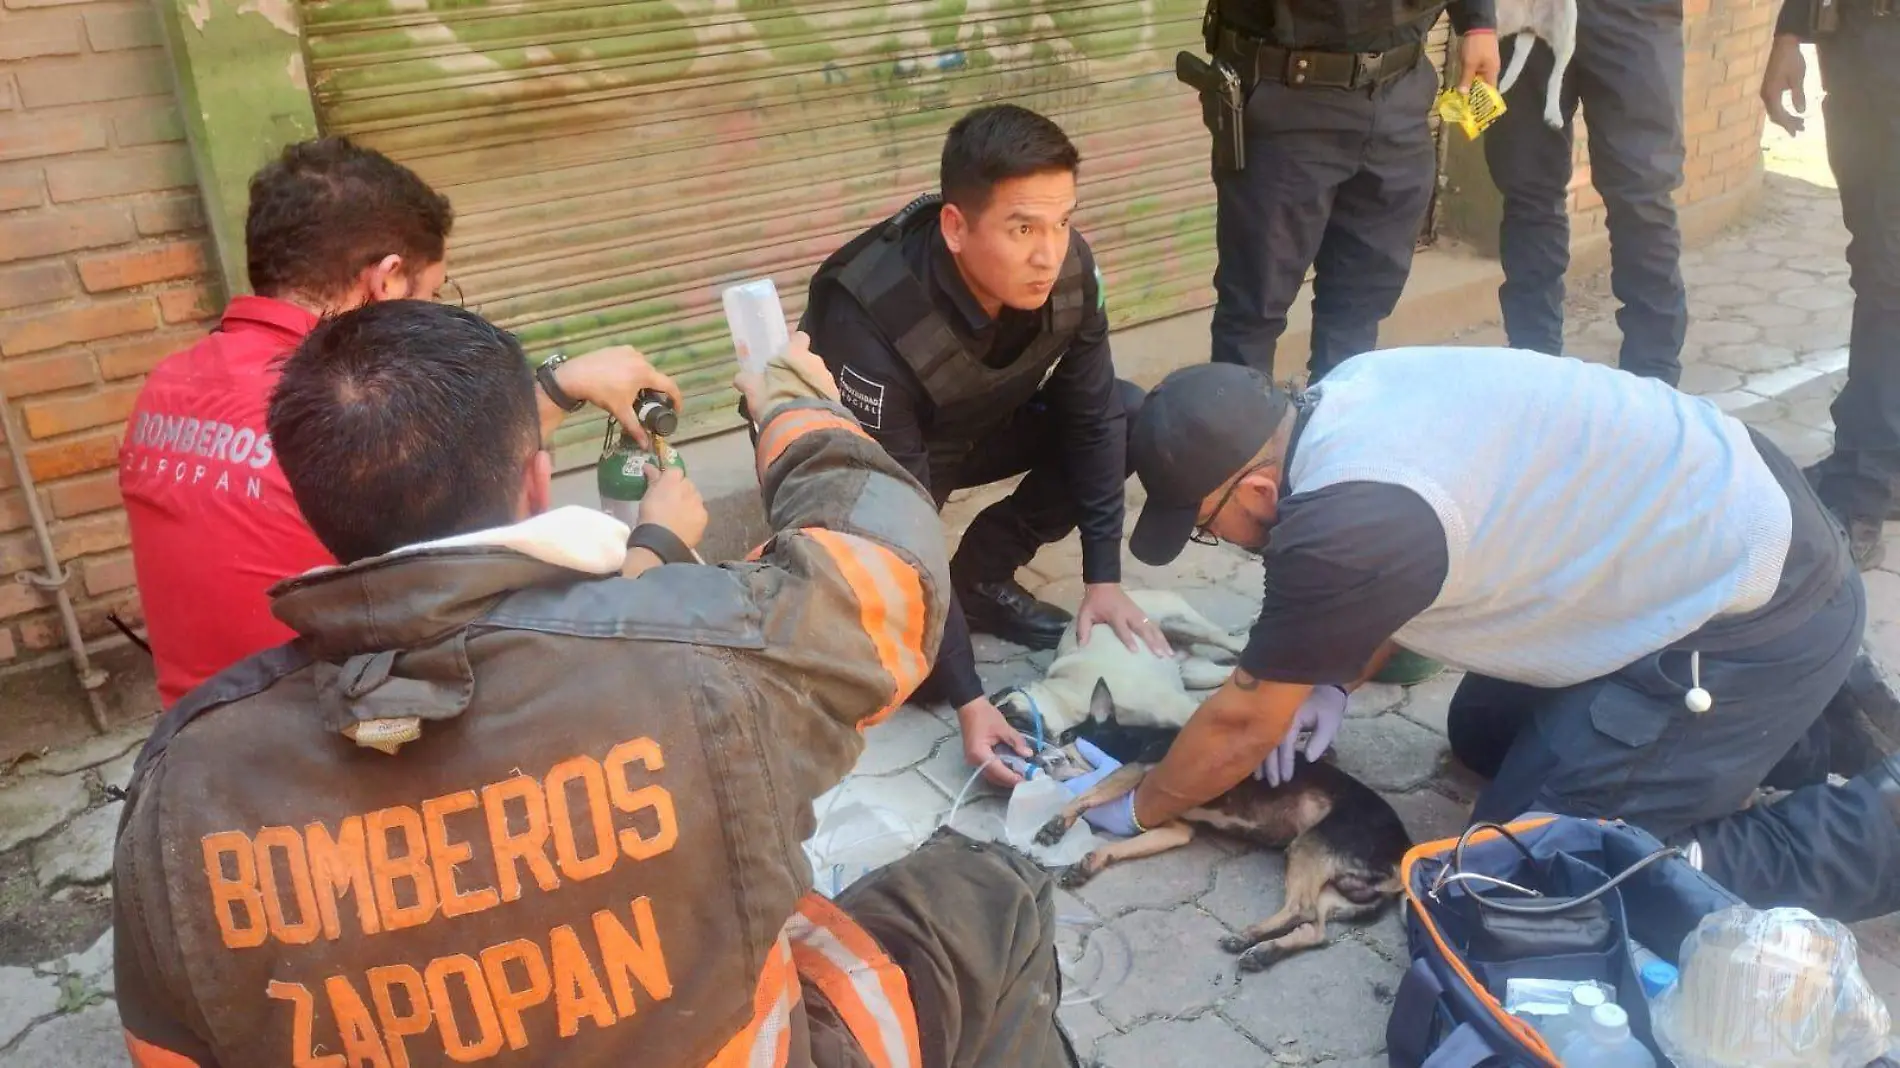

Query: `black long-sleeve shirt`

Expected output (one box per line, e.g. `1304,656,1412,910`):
811,223,1124,708
1219,0,1496,53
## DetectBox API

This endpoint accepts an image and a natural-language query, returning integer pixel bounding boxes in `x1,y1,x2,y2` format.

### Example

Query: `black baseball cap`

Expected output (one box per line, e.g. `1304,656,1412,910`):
1129,363,1292,566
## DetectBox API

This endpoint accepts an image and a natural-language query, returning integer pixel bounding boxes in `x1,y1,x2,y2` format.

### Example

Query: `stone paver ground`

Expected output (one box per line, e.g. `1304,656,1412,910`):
3,56,1896,1064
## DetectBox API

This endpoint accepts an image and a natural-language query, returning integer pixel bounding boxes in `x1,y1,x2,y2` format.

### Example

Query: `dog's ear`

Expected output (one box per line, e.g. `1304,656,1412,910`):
1088,679,1116,723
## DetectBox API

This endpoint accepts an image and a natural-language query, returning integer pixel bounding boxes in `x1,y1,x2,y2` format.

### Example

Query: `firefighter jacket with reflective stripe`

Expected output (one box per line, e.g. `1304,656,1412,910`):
110,397,947,1068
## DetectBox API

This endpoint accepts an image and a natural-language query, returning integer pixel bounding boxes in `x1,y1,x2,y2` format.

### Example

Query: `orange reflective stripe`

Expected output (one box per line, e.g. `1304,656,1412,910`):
1399,817,1560,1067
802,528,929,728
786,894,921,1068
705,937,799,1068
124,1033,202,1068
756,410,871,474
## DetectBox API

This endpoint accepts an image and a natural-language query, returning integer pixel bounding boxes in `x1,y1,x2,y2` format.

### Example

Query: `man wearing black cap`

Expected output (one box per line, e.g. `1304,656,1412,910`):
1079,350,1900,922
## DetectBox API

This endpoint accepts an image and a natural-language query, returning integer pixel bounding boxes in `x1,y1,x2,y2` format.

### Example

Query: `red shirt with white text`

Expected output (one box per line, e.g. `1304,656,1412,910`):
120,296,334,707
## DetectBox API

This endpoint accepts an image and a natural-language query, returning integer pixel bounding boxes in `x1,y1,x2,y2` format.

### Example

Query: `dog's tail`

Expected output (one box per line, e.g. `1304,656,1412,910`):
1333,870,1404,907
1495,29,1537,95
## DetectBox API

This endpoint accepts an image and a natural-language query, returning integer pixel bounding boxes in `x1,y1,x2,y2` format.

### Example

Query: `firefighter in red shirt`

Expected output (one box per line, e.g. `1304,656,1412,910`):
122,137,670,707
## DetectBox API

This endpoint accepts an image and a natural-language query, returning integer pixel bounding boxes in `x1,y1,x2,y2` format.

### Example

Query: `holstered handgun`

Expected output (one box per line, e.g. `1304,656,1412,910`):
1176,51,1248,171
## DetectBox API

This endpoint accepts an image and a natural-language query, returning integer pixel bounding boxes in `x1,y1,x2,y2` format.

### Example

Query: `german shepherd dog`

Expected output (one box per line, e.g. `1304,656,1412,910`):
1032,681,1415,973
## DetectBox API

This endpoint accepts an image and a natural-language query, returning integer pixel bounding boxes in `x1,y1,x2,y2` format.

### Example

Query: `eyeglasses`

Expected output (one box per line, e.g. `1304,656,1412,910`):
438,277,466,308
1187,461,1269,546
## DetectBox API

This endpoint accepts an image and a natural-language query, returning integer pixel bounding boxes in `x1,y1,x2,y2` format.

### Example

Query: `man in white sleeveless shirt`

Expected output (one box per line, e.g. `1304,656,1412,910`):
1090,350,1900,919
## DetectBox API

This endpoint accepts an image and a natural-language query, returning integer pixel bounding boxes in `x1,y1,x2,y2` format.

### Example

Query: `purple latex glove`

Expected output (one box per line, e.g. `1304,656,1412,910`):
1059,739,1141,837
1255,685,1348,787
1082,793,1141,838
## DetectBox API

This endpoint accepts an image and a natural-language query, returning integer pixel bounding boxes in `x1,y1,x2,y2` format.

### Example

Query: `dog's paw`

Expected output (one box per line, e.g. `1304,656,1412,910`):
1236,946,1281,973
1057,863,1097,889
1218,934,1255,955
1034,817,1072,847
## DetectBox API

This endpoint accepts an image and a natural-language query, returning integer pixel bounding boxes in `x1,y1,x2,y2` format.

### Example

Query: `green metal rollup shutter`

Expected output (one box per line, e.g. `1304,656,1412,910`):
297,0,1222,467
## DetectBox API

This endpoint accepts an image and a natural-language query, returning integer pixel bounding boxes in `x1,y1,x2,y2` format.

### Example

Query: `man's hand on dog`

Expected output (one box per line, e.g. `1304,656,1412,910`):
959,697,1033,787
1254,685,1348,787
1076,583,1173,657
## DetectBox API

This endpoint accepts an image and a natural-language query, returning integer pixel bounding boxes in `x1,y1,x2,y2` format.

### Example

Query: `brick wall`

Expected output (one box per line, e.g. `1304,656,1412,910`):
1566,0,1779,236
0,1,219,669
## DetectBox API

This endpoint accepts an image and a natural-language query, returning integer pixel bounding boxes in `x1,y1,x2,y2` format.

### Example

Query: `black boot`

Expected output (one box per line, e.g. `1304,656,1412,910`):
957,579,1071,650
1825,652,1900,779
1802,461,1890,570
1844,515,1888,572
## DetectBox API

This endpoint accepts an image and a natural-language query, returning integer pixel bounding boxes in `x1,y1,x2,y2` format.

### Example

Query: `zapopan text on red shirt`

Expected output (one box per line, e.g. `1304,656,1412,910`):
123,410,277,498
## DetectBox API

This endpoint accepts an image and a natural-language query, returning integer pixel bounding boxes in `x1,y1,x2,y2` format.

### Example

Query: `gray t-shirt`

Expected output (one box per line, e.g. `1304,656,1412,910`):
1238,430,1848,686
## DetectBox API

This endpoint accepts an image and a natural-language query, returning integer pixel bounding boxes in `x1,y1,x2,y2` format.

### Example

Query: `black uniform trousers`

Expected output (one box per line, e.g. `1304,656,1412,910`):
1448,570,1900,923
1810,9,1900,521
935,379,1144,588
1484,0,1689,385
1210,58,1440,380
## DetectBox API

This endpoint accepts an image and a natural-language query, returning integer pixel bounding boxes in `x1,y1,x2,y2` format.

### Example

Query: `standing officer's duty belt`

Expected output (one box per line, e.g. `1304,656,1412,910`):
1218,29,1424,90
1175,11,1427,173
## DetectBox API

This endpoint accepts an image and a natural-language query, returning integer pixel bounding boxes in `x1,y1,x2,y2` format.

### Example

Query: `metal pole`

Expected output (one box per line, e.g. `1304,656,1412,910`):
0,381,110,734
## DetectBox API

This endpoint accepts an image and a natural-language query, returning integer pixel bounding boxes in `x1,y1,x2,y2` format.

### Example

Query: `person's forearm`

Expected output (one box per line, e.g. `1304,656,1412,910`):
1132,678,1309,826
620,546,664,578
536,389,567,444
1081,537,1123,586
934,598,986,709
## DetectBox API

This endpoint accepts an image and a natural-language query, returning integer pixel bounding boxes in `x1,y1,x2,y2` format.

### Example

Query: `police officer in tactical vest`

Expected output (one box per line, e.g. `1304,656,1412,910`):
1184,0,1499,377
1761,0,1899,571
802,104,1169,787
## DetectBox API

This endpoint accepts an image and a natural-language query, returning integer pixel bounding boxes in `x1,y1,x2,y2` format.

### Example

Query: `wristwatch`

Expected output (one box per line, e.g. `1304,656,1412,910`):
536,353,584,413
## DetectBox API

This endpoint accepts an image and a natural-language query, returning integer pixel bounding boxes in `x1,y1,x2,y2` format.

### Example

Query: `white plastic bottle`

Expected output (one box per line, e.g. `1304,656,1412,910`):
1561,1003,1657,1067
1540,982,1608,1052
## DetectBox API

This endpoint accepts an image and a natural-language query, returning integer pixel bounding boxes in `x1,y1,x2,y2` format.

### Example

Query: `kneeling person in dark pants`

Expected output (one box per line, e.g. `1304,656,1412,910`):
1198,0,1499,377
1084,351,1900,922
804,105,1167,786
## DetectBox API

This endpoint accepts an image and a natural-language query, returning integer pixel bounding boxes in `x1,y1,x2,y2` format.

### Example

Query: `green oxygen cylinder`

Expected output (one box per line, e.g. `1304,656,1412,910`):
597,389,685,526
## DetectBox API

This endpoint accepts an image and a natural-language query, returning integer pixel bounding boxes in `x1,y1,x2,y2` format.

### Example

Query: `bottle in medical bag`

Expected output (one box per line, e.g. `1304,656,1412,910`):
1560,1003,1657,1068
597,389,684,526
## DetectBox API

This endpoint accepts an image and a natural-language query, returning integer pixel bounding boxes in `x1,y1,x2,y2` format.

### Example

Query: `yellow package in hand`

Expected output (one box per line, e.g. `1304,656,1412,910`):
1435,81,1508,140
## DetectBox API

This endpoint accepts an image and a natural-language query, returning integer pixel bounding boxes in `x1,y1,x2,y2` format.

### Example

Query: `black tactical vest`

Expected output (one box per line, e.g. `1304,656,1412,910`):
803,194,1088,473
